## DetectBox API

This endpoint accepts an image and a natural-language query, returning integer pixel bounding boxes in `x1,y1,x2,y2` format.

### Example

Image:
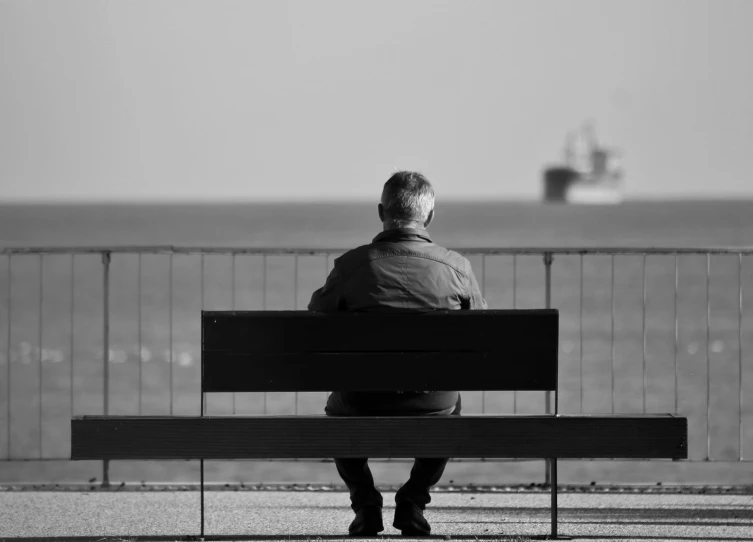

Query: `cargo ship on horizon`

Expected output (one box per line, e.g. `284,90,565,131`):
543,124,624,204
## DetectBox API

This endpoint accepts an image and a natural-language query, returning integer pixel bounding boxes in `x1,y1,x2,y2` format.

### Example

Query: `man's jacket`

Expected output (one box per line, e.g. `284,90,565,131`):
308,227,486,415
308,228,486,312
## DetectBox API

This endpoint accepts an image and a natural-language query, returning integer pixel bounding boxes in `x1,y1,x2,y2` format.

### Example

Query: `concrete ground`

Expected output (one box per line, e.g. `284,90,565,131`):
1,489,752,541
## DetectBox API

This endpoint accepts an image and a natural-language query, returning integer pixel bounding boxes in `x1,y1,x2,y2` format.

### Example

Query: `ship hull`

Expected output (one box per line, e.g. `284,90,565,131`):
543,167,622,205
566,184,623,205
543,167,578,203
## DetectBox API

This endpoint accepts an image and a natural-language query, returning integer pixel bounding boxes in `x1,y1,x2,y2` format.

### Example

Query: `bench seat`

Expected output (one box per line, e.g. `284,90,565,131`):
72,414,686,460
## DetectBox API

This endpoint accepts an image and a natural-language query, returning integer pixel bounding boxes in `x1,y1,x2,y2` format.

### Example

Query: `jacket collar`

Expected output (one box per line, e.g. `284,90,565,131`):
373,227,433,244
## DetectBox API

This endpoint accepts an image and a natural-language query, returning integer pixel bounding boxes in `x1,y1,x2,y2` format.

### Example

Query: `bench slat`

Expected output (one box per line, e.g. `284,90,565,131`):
202,310,557,353
72,415,687,460
202,310,559,392
202,353,556,392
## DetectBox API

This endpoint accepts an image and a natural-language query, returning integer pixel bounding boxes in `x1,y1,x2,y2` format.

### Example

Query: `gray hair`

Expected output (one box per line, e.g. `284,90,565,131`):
380,171,435,227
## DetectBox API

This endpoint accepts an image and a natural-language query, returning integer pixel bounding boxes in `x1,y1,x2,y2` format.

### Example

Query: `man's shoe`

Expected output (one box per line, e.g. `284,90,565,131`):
393,501,431,536
348,505,384,536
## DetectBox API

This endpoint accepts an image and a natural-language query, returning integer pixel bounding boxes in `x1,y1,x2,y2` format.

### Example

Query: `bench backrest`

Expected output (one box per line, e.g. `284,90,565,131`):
201,309,558,393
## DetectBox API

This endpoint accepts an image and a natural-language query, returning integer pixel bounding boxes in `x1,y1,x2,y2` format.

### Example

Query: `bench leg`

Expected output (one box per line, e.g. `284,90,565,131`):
550,458,557,538
548,458,571,540
201,458,205,539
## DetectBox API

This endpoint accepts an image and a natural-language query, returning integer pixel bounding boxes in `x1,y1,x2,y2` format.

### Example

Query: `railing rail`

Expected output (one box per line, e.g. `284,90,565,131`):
1,246,751,486
3,246,753,255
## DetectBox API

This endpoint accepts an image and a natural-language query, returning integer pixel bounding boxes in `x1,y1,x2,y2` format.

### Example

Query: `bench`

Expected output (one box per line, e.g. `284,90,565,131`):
72,309,687,539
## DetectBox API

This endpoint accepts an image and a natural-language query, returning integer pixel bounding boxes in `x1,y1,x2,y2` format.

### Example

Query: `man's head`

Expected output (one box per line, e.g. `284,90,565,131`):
378,171,435,229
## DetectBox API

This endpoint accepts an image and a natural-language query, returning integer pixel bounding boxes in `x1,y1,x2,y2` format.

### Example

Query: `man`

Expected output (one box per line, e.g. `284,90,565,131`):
308,171,486,536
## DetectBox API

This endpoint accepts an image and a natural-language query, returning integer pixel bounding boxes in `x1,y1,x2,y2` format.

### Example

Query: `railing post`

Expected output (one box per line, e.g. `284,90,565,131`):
513,254,518,414
543,252,554,487
38,255,44,458
6,255,12,460
200,305,205,538
739,253,745,461
101,251,111,488
137,254,142,416
706,253,711,460
168,254,173,417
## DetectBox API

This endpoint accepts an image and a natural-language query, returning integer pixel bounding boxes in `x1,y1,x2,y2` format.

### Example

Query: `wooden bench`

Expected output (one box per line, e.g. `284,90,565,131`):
72,309,687,539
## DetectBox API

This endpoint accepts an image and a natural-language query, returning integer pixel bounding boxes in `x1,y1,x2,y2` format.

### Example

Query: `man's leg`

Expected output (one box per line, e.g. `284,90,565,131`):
393,458,448,535
326,392,384,534
394,457,449,509
334,458,384,512
393,395,462,535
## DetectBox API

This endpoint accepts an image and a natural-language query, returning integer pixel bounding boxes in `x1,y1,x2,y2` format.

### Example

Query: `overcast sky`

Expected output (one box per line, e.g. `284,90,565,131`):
1,0,752,202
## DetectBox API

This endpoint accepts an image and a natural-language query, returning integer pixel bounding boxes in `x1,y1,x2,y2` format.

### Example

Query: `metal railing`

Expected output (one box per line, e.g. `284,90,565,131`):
0,246,751,484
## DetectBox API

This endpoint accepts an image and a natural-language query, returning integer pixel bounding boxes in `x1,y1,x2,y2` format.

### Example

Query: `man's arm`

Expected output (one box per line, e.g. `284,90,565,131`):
308,264,344,312
462,260,488,310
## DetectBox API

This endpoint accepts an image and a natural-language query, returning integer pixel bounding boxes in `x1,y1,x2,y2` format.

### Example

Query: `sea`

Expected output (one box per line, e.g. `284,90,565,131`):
2,200,753,248
1,200,752,486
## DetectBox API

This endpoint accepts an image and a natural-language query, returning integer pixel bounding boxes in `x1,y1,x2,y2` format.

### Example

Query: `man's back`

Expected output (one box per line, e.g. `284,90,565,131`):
308,226,486,416
308,228,486,313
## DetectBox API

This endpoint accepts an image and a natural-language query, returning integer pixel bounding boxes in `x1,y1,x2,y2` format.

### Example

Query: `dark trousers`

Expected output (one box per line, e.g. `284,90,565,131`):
334,456,450,511
327,393,462,511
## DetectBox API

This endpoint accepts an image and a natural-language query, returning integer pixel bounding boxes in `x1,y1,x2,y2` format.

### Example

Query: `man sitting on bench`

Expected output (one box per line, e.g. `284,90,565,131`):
308,171,487,536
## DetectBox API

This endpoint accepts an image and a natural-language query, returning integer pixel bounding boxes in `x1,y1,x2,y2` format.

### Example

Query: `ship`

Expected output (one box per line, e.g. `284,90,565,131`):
543,123,624,204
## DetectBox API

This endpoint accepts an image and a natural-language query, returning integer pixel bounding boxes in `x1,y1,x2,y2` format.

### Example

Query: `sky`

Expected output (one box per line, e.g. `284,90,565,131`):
1,0,752,202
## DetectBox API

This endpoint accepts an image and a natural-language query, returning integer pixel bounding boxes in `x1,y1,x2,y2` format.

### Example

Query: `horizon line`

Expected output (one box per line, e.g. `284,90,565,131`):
2,194,753,205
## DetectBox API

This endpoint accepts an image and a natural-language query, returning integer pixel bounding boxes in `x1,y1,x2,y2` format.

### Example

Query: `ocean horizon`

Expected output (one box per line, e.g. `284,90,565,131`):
2,199,753,249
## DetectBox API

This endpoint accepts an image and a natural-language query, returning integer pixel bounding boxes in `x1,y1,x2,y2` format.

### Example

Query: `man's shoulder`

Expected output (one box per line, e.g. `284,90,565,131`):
334,239,472,276
422,245,473,276
331,242,376,271
423,244,470,266
332,241,393,268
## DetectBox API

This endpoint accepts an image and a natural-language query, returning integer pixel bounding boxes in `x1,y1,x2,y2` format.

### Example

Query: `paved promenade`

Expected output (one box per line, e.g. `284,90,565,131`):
1,488,752,541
